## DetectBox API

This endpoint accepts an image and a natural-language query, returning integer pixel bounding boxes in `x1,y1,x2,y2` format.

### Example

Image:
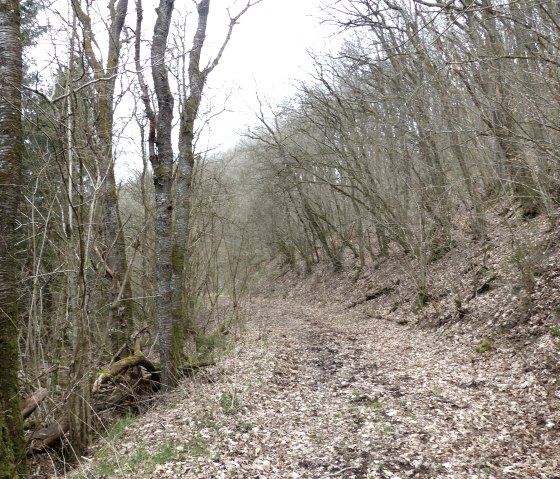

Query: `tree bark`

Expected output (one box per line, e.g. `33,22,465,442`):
172,0,210,358
173,0,260,358
145,0,258,388
151,0,177,389
71,0,133,357
0,1,27,476
27,417,70,454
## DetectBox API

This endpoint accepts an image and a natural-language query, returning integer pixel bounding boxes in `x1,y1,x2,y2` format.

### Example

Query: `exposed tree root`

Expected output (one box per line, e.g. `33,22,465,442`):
27,348,217,455
92,351,159,394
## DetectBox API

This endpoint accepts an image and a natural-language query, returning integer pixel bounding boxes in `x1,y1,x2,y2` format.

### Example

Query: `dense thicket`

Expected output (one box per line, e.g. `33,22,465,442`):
14,0,259,465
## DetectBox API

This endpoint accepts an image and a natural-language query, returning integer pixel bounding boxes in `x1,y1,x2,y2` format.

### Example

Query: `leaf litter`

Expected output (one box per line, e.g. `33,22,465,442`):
73,293,559,478
65,206,560,479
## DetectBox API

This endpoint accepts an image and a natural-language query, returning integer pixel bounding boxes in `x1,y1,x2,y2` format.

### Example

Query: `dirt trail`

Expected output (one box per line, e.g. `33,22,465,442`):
240,298,559,479
84,297,560,479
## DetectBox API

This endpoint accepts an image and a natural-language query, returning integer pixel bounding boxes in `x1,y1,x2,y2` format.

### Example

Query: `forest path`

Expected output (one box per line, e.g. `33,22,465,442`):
87,297,559,479
232,298,558,479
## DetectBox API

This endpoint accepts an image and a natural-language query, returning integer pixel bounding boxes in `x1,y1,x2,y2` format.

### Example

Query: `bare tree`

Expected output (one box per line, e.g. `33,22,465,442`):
146,0,176,388
0,0,27,475
138,0,261,388
71,0,134,357
239,0,560,304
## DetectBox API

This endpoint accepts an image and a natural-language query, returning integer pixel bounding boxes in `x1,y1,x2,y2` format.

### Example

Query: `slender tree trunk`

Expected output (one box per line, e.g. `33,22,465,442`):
67,113,97,459
142,0,258,387
62,16,91,458
0,0,27,476
173,0,259,355
72,0,133,357
172,0,210,357
98,0,134,355
151,0,177,388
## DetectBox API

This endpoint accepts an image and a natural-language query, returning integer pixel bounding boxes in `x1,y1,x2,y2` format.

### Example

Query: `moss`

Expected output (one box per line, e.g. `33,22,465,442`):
153,165,170,181
379,423,395,433
171,246,184,273
171,307,183,321
172,321,185,365
0,421,17,479
0,298,27,477
549,325,560,338
477,338,493,353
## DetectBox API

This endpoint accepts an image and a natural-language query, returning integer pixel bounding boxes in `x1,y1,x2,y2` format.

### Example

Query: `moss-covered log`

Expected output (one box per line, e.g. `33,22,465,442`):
92,352,159,393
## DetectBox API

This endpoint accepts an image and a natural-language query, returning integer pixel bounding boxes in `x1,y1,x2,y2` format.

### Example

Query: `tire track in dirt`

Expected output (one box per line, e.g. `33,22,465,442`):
244,297,560,479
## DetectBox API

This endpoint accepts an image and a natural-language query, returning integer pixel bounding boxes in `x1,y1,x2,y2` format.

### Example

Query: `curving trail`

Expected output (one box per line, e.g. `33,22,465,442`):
85,297,560,479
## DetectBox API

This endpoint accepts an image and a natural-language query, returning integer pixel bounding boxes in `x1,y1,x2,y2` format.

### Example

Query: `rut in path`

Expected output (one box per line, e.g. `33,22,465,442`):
240,298,558,479
87,297,560,479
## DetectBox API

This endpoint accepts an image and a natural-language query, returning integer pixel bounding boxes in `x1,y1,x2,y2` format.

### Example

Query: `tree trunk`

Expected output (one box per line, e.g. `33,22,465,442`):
72,0,133,358
0,1,27,476
21,388,48,420
28,417,70,454
151,0,177,389
172,0,210,359
145,0,257,388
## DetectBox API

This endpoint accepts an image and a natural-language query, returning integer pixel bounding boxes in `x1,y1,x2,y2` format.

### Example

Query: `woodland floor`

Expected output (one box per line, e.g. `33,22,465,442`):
65,294,560,479
34,207,560,478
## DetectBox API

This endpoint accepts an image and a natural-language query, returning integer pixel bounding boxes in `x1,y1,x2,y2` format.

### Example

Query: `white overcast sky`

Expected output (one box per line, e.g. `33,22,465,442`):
185,0,343,156
32,0,344,175
201,0,340,150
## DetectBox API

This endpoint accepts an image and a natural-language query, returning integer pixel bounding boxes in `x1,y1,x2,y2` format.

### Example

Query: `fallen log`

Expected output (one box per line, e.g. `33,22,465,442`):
28,350,215,453
348,285,395,308
21,387,48,419
93,352,159,393
27,417,69,454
